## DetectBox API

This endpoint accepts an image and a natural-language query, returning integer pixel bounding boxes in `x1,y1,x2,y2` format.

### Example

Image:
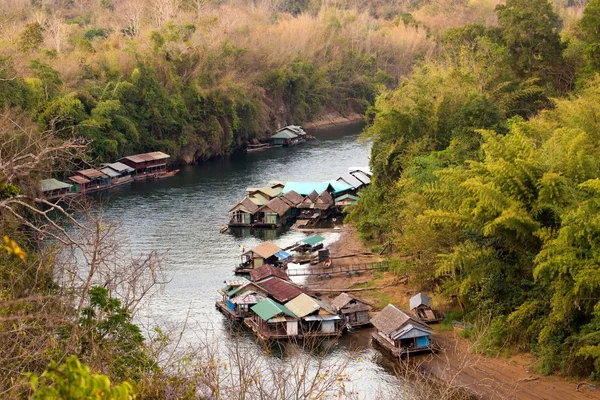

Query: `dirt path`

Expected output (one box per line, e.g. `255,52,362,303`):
319,226,600,400
423,331,600,400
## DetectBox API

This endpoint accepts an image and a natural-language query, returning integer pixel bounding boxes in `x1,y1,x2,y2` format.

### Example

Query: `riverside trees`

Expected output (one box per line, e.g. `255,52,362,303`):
352,0,600,378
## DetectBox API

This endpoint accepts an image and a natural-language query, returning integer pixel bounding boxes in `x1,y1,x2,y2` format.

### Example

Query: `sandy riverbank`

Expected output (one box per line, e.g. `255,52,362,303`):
316,225,600,400
304,111,364,130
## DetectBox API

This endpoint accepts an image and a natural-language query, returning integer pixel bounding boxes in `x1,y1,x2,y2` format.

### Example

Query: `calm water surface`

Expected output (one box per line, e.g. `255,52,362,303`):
100,123,402,397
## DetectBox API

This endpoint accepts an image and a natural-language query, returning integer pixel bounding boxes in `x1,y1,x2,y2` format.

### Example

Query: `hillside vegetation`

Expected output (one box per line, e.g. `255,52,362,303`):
351,0,600,379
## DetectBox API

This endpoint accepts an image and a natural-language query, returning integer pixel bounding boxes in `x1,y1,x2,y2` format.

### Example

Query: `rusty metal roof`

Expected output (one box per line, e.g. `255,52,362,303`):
68,175,90,184
229,197,260,214
120,151,170,164
255,277,305,303
258,197,290,216
250,265,291,282
77,169,108,179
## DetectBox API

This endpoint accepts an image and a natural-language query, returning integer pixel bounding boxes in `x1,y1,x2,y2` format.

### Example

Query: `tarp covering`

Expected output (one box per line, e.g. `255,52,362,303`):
275,250,291,260
303,315,341,321
301,235,325,246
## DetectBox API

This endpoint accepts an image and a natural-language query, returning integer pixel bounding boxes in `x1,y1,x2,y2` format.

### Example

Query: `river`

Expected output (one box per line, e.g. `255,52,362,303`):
100,123,403,398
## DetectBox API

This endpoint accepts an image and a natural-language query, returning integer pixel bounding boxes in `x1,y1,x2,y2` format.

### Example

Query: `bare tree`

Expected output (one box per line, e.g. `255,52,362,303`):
120,0,145,37
148,0,180,28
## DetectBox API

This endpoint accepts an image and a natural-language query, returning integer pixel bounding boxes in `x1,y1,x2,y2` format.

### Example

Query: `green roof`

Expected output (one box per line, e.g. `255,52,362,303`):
41,178,72,192
271,130,298,139
301,235,325,246
251,298,296,321
335,194,360,202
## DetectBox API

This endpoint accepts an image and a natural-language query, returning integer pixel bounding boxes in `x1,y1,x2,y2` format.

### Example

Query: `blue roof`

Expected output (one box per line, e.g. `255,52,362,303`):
275,250,291,260
282,181,353,196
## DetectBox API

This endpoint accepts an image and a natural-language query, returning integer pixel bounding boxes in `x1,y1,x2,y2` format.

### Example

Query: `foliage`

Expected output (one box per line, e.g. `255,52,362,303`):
30,356,134,399
353,0,600,378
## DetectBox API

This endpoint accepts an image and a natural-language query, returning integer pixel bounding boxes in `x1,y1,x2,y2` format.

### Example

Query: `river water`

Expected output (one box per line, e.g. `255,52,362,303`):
100,123,402,397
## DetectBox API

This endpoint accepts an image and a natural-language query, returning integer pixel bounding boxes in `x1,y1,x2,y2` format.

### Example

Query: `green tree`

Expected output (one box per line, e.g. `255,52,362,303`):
30,356,134,399
19,22,44,53
496,0,565,86
580,0,600,70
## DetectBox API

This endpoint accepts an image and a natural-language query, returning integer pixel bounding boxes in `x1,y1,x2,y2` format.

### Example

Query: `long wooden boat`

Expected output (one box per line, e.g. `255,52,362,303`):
150,169,179,179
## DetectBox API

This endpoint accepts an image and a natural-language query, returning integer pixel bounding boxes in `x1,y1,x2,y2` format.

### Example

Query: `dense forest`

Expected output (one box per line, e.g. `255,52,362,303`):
1,0,599,398
351,0,600,379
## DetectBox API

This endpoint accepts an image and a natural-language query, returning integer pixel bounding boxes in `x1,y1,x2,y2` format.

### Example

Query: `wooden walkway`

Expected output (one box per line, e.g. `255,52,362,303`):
287,261,390,277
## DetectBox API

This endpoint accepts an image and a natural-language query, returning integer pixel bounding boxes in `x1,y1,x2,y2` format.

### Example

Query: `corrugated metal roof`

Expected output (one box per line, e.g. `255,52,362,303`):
275,250,291,260
249,186,283,199
231,291,266,305
41,178,72,192
251,298,296,321
120,151,170,164
271,130,298,139
250,265,291,282
350,171,371,185
247,241,282,259
68,175,90,184
249,193,269,206
255,276,305,303
301,235,325,246
103,162,134,173
336,173,363,188
410,293,432,310
283,182,330,196
100,167,120,178
335,194,360,202
276,125,306,135
285,293,321,318
391,323,432,340
77,169,108,179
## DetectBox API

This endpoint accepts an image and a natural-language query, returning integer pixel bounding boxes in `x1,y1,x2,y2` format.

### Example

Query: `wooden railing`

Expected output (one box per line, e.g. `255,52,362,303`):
286,261,390,277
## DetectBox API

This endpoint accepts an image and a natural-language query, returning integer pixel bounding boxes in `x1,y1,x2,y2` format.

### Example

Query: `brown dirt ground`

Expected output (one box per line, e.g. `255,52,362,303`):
315,226,600,400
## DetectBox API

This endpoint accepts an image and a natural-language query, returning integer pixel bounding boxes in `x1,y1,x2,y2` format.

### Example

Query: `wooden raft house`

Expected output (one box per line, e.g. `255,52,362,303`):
331,293,373,328
285,293,342,337
236,242,291,274
410,293,444,323
100,162,135,186
119,151,171,180
41,178,73,201
68,169,110,193
216,278,267,321
245,298,300,340
370,304,434,360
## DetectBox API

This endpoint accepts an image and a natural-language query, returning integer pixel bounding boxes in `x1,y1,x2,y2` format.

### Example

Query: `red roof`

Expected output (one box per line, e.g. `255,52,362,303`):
250,265,291,283
68,175,90,184
256,277,305,303
77,169,108,179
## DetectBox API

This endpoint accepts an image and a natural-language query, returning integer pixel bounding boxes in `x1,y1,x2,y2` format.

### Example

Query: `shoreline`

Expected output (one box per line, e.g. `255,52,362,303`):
303,112,364,130
319,225,600,400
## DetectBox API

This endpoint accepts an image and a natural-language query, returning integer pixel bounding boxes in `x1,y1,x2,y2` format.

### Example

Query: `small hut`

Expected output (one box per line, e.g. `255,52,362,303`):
330,293,372,328
68,169,110,193
238,242,284,273
370,304,434,359
229,198,260,227
285,293,341,337
409,293,443,323
216,278,267,321
256,197,291,227
245,298,299,340
334,194,360,207
100,162,135,185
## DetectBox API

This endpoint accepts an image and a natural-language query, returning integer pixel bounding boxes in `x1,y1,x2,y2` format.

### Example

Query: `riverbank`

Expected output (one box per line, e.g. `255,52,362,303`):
304,112,365,130
318,226,600,400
